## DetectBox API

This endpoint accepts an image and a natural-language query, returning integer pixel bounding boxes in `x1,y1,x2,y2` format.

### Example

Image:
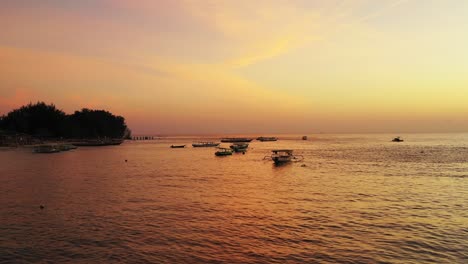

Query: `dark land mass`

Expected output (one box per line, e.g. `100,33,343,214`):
0,102,131,146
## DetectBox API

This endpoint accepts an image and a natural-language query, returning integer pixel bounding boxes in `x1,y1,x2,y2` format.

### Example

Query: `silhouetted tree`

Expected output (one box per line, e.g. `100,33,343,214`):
64,109,127,138
0,102,66,137
0,102,128,139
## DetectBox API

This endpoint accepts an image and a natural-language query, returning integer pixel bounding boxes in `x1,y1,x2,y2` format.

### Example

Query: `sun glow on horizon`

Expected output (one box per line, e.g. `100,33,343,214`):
1,0,468,133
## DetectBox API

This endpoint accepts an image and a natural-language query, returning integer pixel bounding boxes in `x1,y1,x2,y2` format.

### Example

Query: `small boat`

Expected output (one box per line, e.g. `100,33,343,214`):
257,137,278,142
264,149,303,165
72,139,122,146
230,143,249,152
192,142,220,147
392,137,404,142
170,145,186,148
109,139,124,145
302,136,308,140
58,144,77,151
33,145,61,153
220,138,253,143
215,148,233,156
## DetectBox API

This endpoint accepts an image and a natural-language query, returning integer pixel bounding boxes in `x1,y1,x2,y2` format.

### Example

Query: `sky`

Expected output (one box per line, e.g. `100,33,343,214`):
1,0,468,134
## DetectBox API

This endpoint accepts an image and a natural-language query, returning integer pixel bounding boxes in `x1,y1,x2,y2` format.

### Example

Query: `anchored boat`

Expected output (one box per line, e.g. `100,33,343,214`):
265,149,304,165
33,144,61,153
192,142,220,147
170,145,186,148
72,139,123,146
220,138,253,143
257,137,278,142
392,137,404,142
230,143,249,152
215,148,233,156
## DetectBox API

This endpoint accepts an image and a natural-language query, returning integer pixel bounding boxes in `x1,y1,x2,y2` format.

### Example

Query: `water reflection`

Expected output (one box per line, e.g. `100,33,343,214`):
0,134,467,263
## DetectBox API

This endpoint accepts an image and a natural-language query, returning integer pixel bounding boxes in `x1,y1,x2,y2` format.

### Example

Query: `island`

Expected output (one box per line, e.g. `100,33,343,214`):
0,102,131,147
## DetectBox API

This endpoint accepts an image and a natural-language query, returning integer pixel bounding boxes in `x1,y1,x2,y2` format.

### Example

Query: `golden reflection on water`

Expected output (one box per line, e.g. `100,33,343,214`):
0,134,467,263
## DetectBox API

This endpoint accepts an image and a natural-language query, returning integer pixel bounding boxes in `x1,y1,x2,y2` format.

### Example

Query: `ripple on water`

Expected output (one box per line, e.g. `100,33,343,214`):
1,134,468,263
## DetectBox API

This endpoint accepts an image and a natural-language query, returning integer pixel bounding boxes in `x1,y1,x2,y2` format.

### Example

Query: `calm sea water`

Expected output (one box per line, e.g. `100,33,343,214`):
1,134,467,263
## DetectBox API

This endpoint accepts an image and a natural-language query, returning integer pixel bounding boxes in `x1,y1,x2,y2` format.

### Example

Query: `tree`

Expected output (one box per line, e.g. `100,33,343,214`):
0,102,66,137
0,102,128,139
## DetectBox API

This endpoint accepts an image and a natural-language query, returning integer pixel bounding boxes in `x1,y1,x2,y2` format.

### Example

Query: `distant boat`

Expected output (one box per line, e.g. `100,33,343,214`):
170,145,186,148
230,143,249,152
302,136,308,140
392,137,404,142
33,145,60,153
257,137,278,142
215,148,233,156
192,142,220,147
58,144,77,151
72,139,123,146
264,149,303,165
220,138,253,143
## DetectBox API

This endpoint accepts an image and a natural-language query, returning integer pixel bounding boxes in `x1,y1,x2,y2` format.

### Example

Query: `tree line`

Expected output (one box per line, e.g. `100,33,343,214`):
0,102,130,139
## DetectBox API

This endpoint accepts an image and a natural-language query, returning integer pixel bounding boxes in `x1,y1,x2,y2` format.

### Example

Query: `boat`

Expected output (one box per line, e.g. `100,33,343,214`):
220,138,253,143
72,139,123,146
257,137,278,142
215,148,233,156
230,143,249,152
109,139,124,145
392,137,404,142
170,145,186,148
264,149,303,165
33,144,61,153
302,136,308,140
58,144,77,151
192,142,220,147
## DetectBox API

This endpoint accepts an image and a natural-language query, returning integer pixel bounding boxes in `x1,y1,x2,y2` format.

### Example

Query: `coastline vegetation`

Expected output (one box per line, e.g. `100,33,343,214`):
0,102,130,140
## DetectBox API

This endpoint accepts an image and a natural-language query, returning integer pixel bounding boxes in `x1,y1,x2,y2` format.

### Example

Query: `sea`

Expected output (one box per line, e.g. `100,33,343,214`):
0,133,467,263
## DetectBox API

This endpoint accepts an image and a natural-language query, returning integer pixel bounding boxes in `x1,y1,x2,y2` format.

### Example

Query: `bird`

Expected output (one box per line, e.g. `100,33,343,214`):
39,205,45,209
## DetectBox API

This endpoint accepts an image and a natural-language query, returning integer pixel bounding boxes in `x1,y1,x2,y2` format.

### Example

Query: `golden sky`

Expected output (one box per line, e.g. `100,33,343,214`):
1,0,467,134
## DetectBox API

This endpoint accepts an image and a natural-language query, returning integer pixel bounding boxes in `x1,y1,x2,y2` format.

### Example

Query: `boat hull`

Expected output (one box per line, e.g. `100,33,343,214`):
72,139,123,147
272,156,292,164
257,137,278,142
221,138,253,143
192,143,220,147
215,152,233,156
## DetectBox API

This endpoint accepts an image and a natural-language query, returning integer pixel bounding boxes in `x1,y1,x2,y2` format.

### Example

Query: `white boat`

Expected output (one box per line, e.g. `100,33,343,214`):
192,142,220,147
265,149,303,165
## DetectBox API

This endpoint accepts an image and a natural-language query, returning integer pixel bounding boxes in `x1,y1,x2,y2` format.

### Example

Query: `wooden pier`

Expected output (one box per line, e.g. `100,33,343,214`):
132,136,156,141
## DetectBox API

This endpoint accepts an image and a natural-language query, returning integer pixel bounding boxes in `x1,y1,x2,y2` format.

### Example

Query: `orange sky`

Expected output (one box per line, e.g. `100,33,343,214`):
1,0,467,134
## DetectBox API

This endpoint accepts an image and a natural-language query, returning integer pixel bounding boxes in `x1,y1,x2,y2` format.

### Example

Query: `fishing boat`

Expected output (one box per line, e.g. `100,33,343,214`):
170,145,186,148
109,139,124,145
33,144,61,153
257,137,278,142
230,143,249,152
215,148,233,156
265,149,303,165
392,137,404,142
72,139,123,146
192,142,220,147
220,138,253,143
58,144,77,151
